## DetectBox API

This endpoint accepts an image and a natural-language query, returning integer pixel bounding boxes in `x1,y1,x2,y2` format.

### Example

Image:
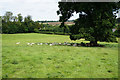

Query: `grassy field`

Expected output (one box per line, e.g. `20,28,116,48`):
2,33,118,78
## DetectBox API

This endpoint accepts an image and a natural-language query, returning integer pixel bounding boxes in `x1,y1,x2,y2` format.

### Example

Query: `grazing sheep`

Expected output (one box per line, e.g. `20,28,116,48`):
16,42,20,45
30,44,33,46
63,42,67,45
67,44,71,46
49,44,53,46
45,43,48,45
27,43,30,45
27,43,33,45
52,43,56,45
31,43,35,45
73,43,77,46
40,43,43,45
59,43,62,45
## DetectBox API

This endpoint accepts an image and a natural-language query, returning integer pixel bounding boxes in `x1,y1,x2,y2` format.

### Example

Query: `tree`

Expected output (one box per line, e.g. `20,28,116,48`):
3,11,13,22
2,11,15,33
17,13,23,22
57,2,120,46
114,20,120,37
13,16,18,22
24,15,35,32
2,11,42,33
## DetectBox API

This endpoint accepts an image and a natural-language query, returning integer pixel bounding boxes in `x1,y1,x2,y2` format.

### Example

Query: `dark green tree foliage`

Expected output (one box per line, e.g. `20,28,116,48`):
57,2,120,45
2,12,16,34
24,15,34,32
114,24,120,37
2,12,42,33
117,17,120,23
39,24,70,35
2,11,71,34
3,11,13,22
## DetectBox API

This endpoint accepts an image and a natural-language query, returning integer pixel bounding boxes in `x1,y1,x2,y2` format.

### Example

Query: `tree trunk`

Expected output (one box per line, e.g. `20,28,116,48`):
64,28,65,33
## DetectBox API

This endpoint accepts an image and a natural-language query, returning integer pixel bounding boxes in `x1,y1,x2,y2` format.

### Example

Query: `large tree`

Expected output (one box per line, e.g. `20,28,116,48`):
57,2,120,45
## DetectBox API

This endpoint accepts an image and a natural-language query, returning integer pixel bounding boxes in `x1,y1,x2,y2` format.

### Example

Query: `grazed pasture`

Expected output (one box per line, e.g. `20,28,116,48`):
2,33,118,78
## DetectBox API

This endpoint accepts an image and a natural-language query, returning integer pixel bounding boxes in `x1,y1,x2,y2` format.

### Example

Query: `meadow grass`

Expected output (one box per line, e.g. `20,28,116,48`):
2,33,118,78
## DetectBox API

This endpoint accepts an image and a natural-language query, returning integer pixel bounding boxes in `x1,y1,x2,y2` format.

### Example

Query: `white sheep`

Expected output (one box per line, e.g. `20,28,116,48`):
27,43,30,45
49,44,53,46
40,43,43,45
59,43,62,45
16,42,20,45
45,43,48,45
31,43,35,45
27,43,31,45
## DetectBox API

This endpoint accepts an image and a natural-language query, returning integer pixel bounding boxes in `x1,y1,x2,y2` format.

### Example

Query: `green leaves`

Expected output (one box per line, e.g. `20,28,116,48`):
57,2,120,43
2,12,42,34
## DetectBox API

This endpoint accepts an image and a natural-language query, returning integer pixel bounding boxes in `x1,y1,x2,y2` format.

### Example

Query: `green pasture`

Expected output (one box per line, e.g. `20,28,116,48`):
2,33,118,78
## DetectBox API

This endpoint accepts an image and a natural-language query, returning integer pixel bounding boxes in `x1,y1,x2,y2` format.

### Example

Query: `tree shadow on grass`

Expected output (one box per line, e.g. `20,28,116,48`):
35,42,118,48
39,42,105,47
55,42,105,47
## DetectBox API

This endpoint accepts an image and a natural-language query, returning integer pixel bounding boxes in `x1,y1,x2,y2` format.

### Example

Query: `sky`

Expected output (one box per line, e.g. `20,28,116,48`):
0,0,79,21
0,0,119,21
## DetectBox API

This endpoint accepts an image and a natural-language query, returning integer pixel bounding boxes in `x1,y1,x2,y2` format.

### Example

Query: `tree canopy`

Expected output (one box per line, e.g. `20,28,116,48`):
2,12,41,33
57,2,120,45
1,11,70,34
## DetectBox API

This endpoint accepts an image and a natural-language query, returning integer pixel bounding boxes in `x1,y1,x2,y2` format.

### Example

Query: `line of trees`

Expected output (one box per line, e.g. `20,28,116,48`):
39,24,70,35
1,11,119,39
2,12,41,34
37,20,74,23
1,11,71,34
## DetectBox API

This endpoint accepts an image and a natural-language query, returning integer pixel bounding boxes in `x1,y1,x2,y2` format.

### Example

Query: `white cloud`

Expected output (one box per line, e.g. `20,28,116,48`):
0,0,80,21
0,0,119,20
0,0,59,20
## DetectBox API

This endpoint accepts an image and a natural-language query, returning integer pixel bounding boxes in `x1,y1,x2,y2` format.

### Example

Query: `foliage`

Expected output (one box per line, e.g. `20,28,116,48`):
39,24,71,35
2,11,71,34
117,17,120,23
2,12,42,34
57,2,120,45
114,24,120,37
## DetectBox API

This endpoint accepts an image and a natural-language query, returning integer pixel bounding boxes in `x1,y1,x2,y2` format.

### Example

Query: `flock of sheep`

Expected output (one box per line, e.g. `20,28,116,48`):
16,42,84,47
16,41,105,47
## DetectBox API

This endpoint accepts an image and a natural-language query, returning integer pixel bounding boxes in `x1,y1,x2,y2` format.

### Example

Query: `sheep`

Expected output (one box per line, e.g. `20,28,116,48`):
52,43,56,45
67,44,71,46
58,43,62,45
45,43,48,45
31,43,35,45
73,43,77,46
37,43,42,45
16,42,20,45
63,42,67,45
27,43,34,46
40,43,43,45
27,43,30,45
49,44,53,46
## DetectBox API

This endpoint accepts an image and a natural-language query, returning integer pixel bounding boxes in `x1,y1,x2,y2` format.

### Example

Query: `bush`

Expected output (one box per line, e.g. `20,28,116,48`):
34,28,39,33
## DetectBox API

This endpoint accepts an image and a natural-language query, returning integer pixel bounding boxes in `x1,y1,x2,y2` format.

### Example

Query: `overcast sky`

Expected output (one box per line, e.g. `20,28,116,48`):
0,0,79,21
0,0,119,21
